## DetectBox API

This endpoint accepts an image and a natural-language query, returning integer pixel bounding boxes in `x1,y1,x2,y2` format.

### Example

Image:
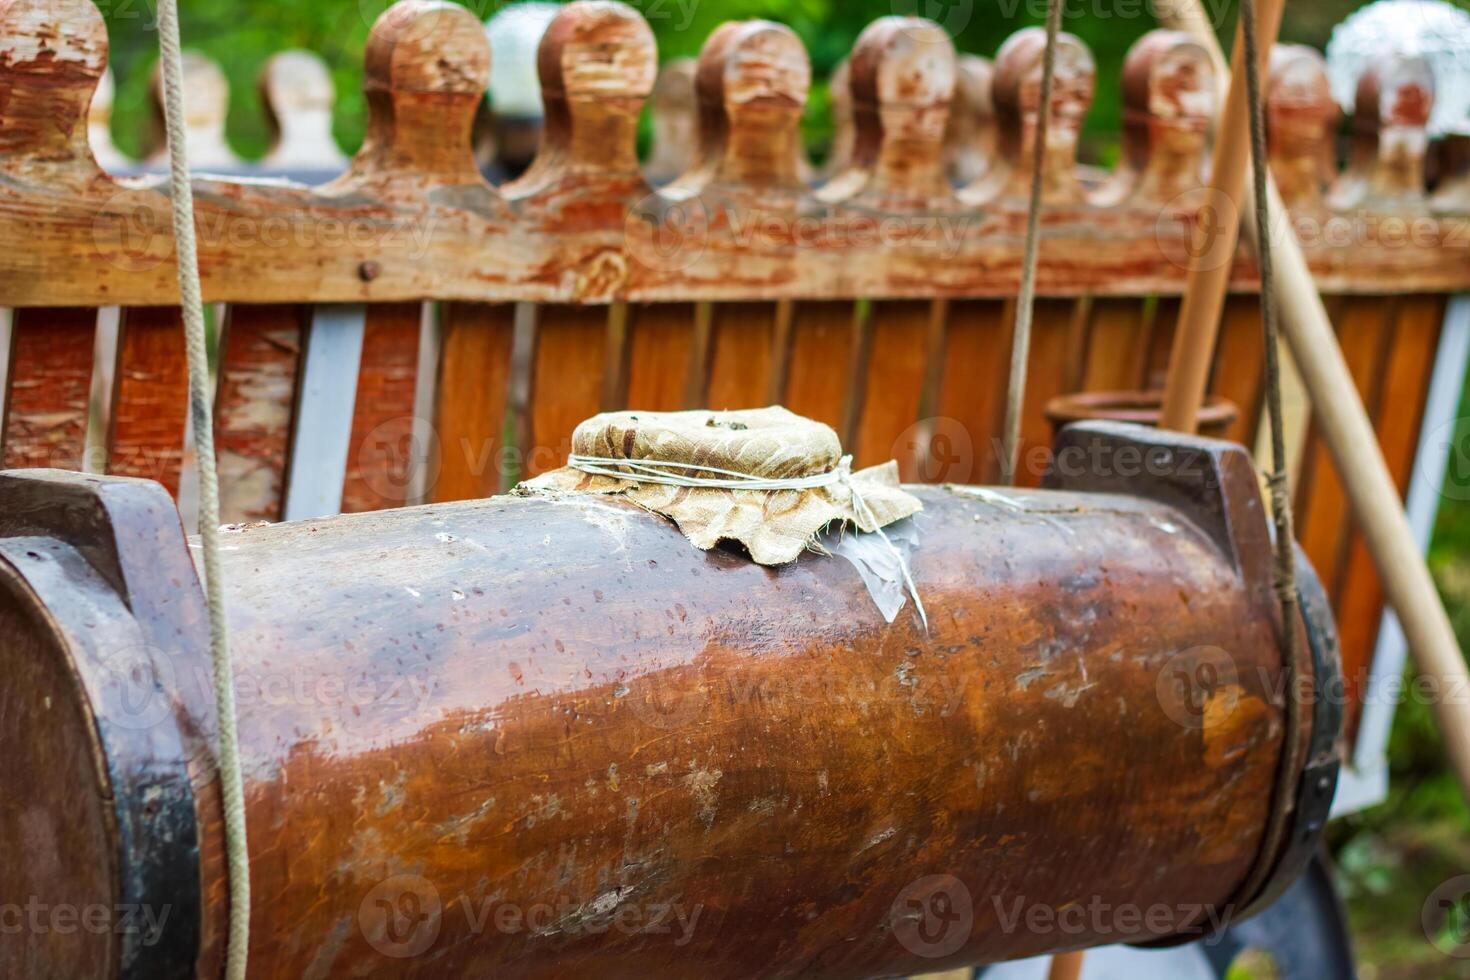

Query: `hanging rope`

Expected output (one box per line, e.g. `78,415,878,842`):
155,1,250,977
1241,0,1300,641
1015,8,1080,979
1002,0,1066,487
1233,0,1306,909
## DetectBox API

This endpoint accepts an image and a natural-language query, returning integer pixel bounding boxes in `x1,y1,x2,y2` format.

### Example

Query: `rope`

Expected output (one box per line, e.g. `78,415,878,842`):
1232,0,1306,912
155,2,250,977
1002,0,1065,487
567,454,928,629
568,454,854,491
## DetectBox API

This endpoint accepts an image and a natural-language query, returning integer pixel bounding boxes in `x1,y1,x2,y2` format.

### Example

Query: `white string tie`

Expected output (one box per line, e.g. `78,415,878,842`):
568,454,928,629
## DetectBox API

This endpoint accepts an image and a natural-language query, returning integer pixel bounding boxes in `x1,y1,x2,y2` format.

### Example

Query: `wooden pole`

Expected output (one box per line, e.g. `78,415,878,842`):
1158,0,1285,433
1159,0,1470,799
1047,950,1085,980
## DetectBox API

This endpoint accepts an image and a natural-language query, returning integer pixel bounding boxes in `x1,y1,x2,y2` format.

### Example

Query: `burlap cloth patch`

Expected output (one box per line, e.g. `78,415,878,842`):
514,407,922,565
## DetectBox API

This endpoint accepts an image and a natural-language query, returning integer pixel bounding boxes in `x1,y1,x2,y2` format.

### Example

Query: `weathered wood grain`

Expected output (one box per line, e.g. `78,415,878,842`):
1,308,96,470
1295,297,1395,597
1014,299,1081,487
2,1,1466,309
214,304,307,523
624,303,697,412
1333,294,1443,734
705,301,777,410
936,299,1012,485
0,0,1458,771
431,302,516,501
855,300,939,477
783,301,857,434
106,306,188,492
1267,45,1337,210
1330,51,1434,212
1208,295,1266,446
1093,30,1213,208
0,431,1326,977
342,302,424,513
528,305,610,476
971,27,1094,207
819,18,955,211
1080,297,1152,392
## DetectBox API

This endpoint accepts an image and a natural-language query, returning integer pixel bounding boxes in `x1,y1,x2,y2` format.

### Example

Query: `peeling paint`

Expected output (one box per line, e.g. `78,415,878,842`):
684,767,723,828
1015,666,1048,690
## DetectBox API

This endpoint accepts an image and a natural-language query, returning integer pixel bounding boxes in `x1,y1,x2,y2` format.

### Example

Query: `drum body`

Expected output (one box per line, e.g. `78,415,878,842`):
0,423,1339,979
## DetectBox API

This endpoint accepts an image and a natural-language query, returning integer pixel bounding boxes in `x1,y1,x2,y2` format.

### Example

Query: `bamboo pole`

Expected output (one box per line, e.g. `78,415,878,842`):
1047,950,1085,980
1158,0,1470,799
1159,0,1286,432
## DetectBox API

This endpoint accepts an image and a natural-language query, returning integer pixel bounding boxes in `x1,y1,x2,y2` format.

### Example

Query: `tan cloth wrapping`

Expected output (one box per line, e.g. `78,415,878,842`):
515,407,923,565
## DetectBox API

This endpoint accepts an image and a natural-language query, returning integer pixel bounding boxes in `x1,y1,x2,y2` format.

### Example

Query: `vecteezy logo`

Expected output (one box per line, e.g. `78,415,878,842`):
96,642,176,731
357,416,440,506
622,670,707,732
624,193,710,274
1429,417,1470,502
92,192,171,273
358,0,468,46
890,874,974,959
889,0,975,35
1155,645,1240,731
1424,875,1470,959
1156,187,1240,274
359,874,441,959
894,417,976,485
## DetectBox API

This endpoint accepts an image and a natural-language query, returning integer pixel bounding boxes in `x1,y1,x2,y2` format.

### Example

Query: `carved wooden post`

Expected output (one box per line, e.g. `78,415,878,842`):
945,54,996,188
147,51,239,172
817,58,853,184
503,1,657,473
0,0,110,186
808,19,957,472
88,67,131,173
350,0,490,518
1094,29,1214,207
505,0,656,216
955,28,1096,487
683,20,810,198
818,17,957,211
969,27,1095,206
260,50,348,176
671,20,813,416
645,58,697,186
0,0,110,475
1330,52,1434,210
1077,31,1214,426
339,0,491,190
1266,45,1338,211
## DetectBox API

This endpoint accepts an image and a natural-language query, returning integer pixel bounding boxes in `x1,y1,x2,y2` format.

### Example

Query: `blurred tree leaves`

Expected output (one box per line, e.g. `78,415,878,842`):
99,0,1365,165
